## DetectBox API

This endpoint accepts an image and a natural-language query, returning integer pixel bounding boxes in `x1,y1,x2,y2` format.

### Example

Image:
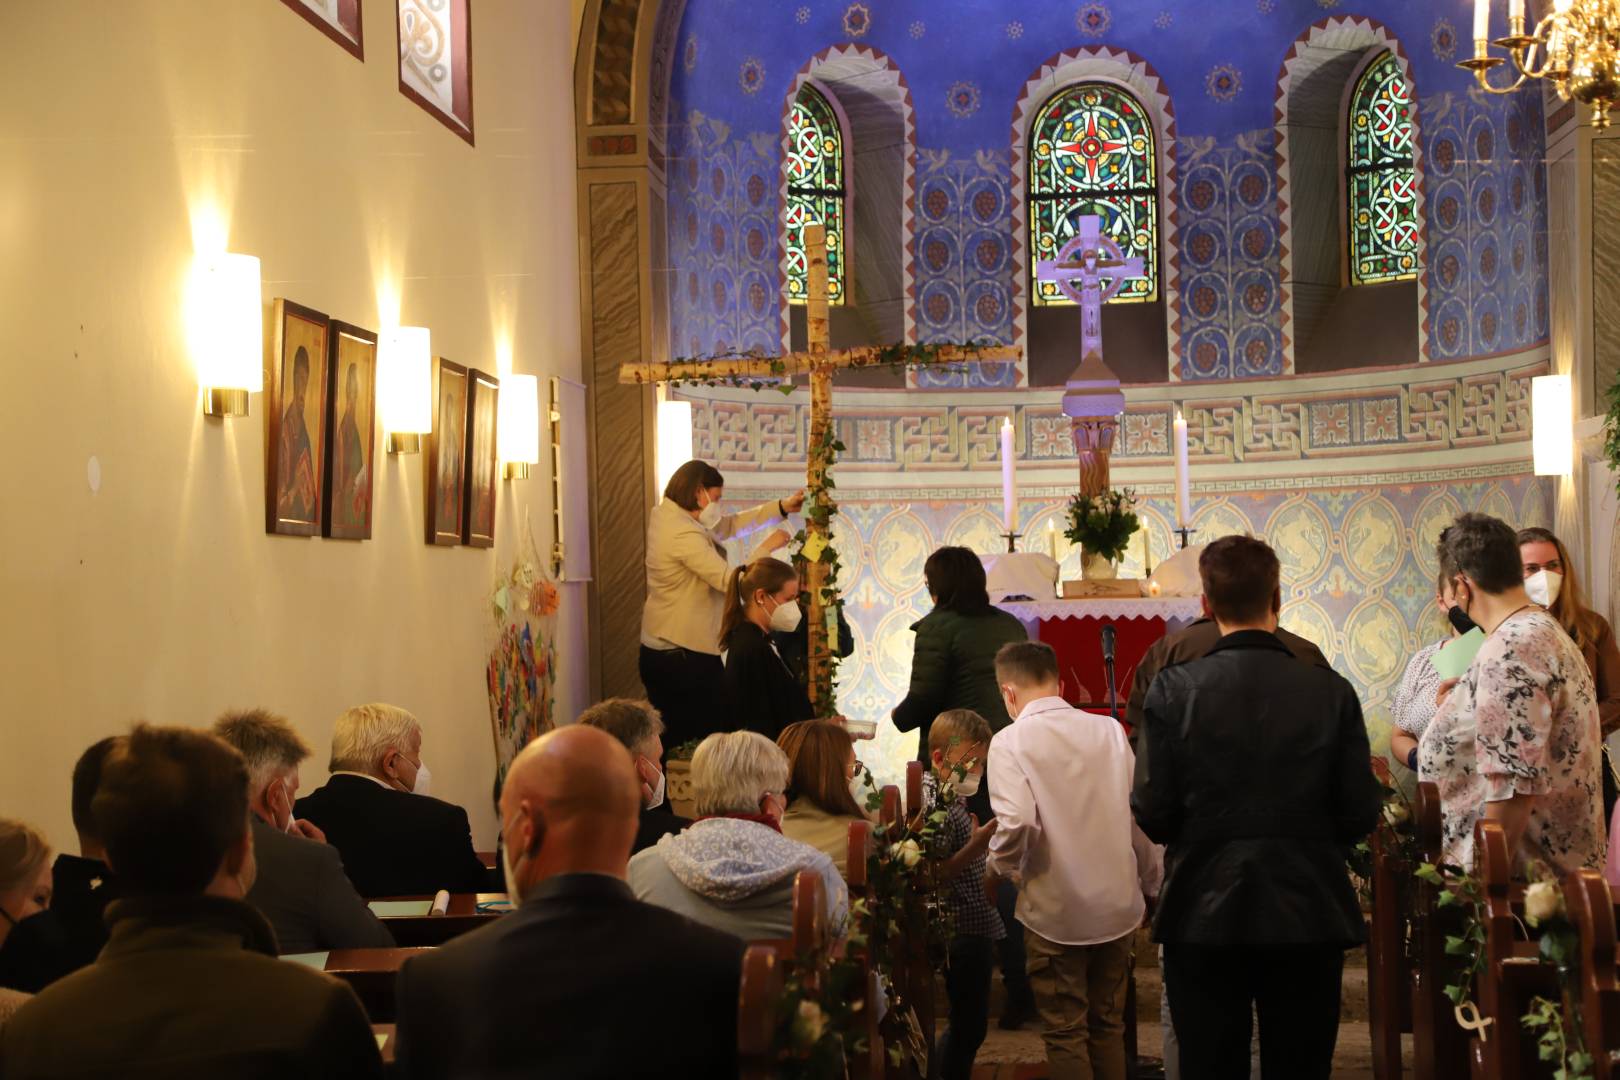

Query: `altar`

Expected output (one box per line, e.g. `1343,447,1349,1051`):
999,597,1203,722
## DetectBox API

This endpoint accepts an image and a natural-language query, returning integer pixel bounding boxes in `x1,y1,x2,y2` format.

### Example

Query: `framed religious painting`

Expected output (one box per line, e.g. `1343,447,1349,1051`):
461,368,499,548
424,357,469,546
321,321,378,540
265,299,331,537
279,0,364,59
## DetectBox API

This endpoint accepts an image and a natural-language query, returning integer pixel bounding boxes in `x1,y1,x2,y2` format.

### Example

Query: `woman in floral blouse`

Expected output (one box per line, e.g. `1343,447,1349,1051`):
1418,514,1605,875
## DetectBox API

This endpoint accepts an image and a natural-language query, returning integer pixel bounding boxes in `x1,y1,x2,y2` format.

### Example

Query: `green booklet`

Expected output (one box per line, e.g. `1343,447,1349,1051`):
1432,627,1486,681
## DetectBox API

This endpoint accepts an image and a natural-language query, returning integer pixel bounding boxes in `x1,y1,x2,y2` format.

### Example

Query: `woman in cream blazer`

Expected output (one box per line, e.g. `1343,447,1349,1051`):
640,459,801,749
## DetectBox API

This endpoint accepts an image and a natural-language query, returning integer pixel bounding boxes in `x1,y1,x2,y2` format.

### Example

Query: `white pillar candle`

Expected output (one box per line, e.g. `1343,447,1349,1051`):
1001,417,1017,533
1474,0,1490,43
1173,410,1190,529
1507,0,1523,25
1047,518,1058,561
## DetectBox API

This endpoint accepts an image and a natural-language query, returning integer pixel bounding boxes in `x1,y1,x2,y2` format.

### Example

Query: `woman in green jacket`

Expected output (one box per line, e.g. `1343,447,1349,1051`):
891,546,1028,761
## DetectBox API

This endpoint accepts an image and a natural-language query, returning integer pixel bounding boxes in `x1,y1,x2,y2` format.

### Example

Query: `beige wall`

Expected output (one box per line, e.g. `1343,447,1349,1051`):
0,0,586,852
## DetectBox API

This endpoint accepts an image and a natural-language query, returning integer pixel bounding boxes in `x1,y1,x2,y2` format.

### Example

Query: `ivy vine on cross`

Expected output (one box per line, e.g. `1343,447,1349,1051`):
621,224,1021,715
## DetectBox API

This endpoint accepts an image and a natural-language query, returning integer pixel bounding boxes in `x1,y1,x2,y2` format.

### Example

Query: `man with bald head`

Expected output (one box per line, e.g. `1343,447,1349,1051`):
392,726,746,1078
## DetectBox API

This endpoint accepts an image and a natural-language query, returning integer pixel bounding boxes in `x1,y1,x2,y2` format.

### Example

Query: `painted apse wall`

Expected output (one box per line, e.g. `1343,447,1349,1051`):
0,1,585,850
656,0,1556,784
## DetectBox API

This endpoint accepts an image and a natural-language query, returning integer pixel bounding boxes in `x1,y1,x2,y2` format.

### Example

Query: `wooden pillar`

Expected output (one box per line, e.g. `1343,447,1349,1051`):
804,224,834,715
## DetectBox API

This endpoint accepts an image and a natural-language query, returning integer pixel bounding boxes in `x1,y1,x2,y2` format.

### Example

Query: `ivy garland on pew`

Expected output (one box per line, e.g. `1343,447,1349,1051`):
1412,861,1596,1080
1351,760,1422,969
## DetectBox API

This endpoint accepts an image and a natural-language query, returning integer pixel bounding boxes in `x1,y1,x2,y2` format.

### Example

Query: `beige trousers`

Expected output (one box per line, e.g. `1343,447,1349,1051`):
1024,927,1134,1080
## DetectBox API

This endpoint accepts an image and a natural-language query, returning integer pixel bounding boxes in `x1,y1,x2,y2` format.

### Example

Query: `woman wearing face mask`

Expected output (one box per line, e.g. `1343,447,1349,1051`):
641,460,803,751
720,558,838,739
775,720,869,880
1390,571,1472,772
0,819,55,1023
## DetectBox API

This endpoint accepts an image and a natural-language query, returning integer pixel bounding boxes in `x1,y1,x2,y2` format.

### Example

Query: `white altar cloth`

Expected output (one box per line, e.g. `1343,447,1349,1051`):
999,597,1204,623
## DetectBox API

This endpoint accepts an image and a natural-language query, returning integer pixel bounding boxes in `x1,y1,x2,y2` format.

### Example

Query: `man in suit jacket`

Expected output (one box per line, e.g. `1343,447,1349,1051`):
394,725,745,1079
575,697,690,854
294,703,492,897
0,725,382,1079
212,710,394,953
1132,537,1382,1079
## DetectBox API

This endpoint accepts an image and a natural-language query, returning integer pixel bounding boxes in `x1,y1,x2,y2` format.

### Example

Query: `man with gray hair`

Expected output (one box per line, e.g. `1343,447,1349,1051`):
576,698,690,854
213,709,393,954
627,730,846,940
295,703,492,897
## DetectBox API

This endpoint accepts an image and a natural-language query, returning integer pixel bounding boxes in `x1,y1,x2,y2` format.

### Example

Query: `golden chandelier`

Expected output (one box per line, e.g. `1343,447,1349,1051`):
1462,0,1620,129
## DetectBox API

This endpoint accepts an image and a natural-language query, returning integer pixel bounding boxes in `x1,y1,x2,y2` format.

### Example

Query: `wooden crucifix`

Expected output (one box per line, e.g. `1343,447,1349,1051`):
622,224,1021,715
1035,216,1141,497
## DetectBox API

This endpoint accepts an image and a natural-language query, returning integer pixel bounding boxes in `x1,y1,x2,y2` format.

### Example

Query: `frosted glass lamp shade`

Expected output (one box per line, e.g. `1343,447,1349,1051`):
378,327,433,436
656,399,694,496
1532,374,1572,477
191,252,263,395
498,374,541,466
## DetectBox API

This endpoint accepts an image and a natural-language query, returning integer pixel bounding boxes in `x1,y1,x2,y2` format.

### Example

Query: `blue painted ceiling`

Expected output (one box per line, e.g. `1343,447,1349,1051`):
669,0,1481,147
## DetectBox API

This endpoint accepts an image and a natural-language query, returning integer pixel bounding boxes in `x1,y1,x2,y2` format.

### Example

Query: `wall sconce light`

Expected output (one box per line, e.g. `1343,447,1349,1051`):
192,252,263,418
1532,374,1573,477
655,396,694,496
378,326,432,453
499,373,541,480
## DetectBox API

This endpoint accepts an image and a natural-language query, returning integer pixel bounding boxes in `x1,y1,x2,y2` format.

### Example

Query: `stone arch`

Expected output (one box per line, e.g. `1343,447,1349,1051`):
1009,46,1181,383
1274,15,1430,371
776,45,918,358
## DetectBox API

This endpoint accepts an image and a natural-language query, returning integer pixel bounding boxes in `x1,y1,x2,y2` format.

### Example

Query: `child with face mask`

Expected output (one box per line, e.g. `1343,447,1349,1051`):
721,559,845,741
925,709,1002,1080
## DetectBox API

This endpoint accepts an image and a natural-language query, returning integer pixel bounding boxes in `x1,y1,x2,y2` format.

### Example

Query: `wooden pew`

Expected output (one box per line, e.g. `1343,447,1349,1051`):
1369,819,1415,1079
370,892,508,947
846,818,886,1080
905,760,925,823
737,945,784,1080
1470,819,1557,1080
1566,869,1620,1080
323,947,433,1023
371,1024,396,1066
1410,781,1471,1080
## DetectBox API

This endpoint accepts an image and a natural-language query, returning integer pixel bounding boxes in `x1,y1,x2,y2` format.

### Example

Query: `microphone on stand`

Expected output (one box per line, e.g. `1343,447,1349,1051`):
1100,623,1119,722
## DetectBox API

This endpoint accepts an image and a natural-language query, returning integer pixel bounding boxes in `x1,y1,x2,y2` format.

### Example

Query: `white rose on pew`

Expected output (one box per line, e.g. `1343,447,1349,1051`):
792,1000,828,1046
889,839,923,869
1524,881,1562,926
1382,801,1409,828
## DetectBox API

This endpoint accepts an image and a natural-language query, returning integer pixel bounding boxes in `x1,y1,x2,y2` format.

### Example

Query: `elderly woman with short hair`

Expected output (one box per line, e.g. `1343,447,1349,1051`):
628,731,848,940
0,818,54,1026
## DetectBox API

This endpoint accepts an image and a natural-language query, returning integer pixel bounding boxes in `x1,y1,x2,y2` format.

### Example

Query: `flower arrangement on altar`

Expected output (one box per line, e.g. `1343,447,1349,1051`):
1063,488,1140,572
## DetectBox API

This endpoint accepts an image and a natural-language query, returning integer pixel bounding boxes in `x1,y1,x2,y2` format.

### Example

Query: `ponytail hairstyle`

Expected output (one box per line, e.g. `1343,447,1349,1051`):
1516,527,1602,653
719,557,799,647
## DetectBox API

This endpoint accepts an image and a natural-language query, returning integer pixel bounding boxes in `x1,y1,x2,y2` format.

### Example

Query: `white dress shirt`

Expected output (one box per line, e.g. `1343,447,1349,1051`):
640,496,786,655
987,696,1163,946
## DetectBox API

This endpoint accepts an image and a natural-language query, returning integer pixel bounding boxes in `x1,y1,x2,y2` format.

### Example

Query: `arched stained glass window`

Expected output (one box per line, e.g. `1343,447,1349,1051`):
785,84,846,305
1028,82,1158,305
1347,52,1418,285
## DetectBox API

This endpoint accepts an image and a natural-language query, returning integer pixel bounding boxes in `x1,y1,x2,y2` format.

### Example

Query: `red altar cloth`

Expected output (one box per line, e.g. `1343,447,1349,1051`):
998,598,1204,725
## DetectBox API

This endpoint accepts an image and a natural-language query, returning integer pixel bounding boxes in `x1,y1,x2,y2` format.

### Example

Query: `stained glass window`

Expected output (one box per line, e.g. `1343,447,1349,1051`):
1347,52,1418,285
1028,82,1158,305
785,84,846,305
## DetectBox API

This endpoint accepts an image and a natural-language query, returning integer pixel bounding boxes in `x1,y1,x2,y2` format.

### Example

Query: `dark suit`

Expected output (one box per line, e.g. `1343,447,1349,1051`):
294,774,492,898
394,874,744,1079
0,895,382,1079
635,806,688,856
1132,629,1382,1079
1125,616,1331,735
246,817,395,954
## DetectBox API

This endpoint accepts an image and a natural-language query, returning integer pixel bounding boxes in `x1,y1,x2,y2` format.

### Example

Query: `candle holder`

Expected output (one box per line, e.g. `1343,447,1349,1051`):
1174,527,1198,550
1001,532,1022,554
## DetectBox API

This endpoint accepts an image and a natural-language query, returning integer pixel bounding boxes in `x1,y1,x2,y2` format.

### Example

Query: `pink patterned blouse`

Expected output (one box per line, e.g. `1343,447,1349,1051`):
1417,607,1606,875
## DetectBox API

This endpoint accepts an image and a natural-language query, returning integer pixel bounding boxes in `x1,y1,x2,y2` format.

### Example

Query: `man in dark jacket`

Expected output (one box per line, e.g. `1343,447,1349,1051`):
575,698,690,854
1132,535,1381,1079
213,710,394,953
394,725,745,1079
294,703,493,897
0,725,382,1079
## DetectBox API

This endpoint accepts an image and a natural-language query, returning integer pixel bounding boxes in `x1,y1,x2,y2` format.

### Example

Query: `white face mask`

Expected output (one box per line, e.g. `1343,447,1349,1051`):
955,772,983,799
410,761,432,797
641,757,667,810
768,596,803,634
697,493,723,530
1526,568,1563,608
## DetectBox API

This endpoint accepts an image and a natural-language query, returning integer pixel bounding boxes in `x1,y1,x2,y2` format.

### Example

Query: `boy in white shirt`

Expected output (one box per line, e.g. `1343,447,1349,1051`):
986,641,1160,1080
